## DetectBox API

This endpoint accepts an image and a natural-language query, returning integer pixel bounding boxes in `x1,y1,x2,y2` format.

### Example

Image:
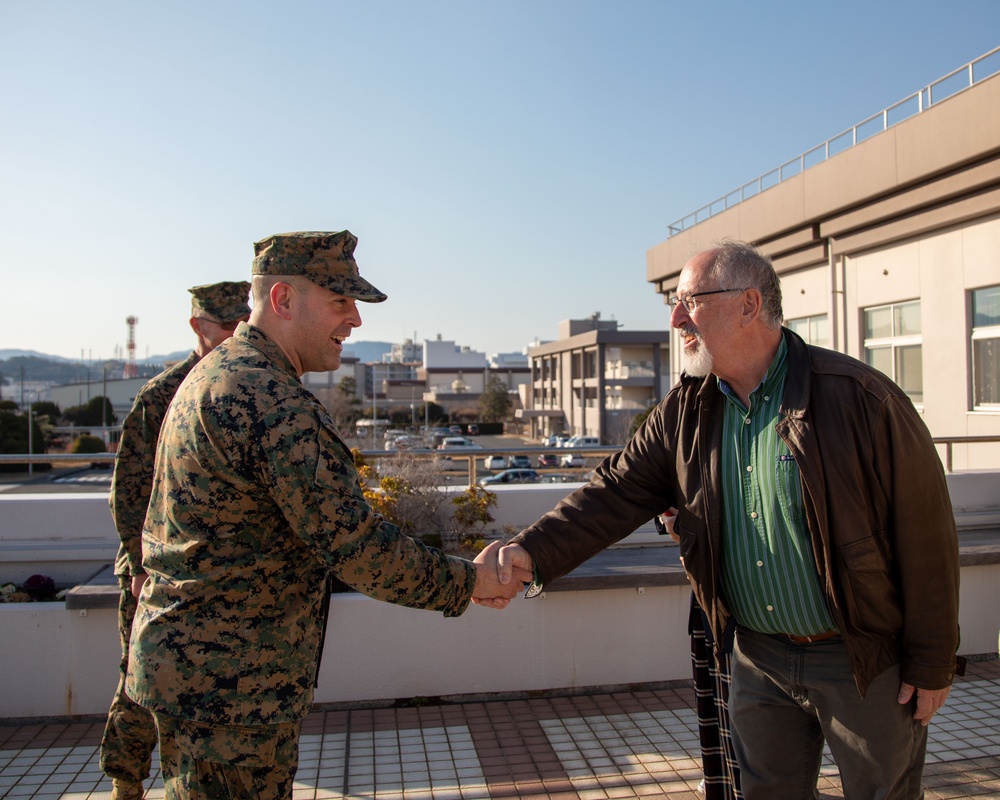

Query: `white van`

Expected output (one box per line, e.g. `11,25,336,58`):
564,435,600,448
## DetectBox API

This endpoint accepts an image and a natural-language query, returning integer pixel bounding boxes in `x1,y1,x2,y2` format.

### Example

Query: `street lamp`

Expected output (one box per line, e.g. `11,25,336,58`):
26,390,40,476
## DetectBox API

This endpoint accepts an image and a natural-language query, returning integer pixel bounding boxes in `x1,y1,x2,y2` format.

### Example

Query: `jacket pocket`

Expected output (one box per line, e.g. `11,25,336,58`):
837,532,901,634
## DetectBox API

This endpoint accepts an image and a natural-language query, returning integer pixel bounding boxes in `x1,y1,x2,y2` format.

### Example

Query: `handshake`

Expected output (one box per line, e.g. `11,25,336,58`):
469,541,535,610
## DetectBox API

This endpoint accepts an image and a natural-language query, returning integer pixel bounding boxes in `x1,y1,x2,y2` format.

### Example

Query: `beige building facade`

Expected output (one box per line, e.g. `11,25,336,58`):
524,317,670,444
647,67,1000,469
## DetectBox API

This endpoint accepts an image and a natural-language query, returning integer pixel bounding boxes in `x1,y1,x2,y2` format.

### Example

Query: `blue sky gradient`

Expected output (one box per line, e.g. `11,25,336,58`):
3,1,998,361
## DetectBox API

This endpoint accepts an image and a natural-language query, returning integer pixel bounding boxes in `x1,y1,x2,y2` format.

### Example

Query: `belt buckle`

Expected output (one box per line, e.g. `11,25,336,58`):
786,631,837,645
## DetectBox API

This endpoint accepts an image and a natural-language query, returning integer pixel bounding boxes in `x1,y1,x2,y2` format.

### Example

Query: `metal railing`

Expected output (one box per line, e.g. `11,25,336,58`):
934,436,1000,473
666,45,1000,238
2,437,998,480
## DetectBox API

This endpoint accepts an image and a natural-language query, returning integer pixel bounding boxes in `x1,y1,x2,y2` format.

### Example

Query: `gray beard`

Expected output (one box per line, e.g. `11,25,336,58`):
683,339,714,377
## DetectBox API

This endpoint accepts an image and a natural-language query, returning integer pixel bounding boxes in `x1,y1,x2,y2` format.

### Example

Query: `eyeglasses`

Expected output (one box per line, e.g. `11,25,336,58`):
667,288,748,314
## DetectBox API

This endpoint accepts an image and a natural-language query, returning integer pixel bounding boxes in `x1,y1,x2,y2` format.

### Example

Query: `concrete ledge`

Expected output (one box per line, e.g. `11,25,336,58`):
62,528,1000,609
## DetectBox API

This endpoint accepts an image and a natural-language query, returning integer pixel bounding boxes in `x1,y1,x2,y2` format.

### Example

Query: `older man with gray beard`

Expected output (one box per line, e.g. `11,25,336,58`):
491,239,962,799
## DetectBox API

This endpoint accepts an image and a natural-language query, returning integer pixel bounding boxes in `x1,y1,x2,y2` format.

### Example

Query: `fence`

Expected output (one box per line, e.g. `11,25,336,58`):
3,437,1000,478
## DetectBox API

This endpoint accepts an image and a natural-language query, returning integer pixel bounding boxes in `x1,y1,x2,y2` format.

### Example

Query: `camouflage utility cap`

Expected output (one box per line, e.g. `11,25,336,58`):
189,281,252,323
252,230,387,303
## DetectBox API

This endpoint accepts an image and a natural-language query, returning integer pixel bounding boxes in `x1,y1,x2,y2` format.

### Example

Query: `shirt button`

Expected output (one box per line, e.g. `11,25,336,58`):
750,511,758,519
766,605,774,612
756,560,763,567
744,418,751,425
764,395,770,401
746,466,753,473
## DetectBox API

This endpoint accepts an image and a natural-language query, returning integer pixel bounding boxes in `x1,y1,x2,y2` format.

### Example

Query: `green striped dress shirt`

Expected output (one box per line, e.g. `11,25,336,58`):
718,337,836,636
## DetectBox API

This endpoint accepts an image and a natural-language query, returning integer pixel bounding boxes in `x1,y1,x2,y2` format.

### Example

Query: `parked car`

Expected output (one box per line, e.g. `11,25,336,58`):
539,473,582,483
449,424,462,435
509,455,531,469
552,434,572,447
466,423,479,435
436,437,482,450
560,453,587,467
484,455,508,470
479,468,540,486
537,453,559,468
563,435,600,448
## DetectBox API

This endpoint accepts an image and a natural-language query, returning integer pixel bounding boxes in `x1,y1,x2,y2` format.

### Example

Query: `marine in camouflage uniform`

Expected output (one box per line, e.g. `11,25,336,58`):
100,281,251,800
125,231,520,800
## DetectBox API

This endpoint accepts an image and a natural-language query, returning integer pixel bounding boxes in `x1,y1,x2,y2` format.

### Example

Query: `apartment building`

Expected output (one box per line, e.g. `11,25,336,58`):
523,315,670,443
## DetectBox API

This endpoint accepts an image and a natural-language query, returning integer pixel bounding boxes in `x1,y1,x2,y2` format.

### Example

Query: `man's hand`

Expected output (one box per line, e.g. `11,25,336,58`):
496,543,534,587
898,682,951,726
471,541,532,609
130,573,148,599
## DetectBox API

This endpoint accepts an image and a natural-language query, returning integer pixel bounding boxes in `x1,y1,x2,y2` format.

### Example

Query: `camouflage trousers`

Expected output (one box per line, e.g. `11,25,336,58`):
100,576,159,783
154,713,301,800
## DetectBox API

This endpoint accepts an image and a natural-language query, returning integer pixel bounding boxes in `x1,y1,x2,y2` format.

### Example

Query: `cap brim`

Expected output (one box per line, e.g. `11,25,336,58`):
309,274,388,303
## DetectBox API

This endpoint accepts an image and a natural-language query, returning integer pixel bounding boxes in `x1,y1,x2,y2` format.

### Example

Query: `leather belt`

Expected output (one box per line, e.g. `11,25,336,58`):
783,631,840,645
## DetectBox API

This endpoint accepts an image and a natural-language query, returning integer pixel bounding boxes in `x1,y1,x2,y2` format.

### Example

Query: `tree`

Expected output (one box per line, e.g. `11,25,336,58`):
0,400,18,412
418,402,447,425
0,410,46,471
478,376,512,423
628,405,655,438
62,396,117,426
337,376,357,398
31,400,61,421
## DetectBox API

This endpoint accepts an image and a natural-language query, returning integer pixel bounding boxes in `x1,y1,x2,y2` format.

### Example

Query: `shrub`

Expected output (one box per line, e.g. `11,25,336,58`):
352,449,498,555
70,434,106,454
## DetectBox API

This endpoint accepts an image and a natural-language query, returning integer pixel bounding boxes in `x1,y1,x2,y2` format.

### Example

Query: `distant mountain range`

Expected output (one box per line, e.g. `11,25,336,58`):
0,342,395,384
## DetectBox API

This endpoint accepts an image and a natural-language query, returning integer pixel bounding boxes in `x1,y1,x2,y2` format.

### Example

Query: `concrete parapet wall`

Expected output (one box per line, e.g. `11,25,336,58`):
2,563,998,720
1,473,997,720
0,482,662,587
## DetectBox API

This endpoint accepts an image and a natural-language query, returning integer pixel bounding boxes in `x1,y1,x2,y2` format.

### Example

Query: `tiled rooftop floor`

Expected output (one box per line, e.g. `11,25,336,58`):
2,659,999,799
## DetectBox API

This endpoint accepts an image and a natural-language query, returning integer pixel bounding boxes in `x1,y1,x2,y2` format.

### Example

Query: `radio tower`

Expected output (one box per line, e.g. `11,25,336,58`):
124,316,139,378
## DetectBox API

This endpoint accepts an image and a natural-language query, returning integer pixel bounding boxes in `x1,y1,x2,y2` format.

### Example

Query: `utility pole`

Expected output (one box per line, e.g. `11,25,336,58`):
101,365,108,440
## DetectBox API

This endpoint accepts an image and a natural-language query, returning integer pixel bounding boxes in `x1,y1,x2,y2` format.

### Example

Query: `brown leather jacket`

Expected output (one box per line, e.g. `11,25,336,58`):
516,329,961,695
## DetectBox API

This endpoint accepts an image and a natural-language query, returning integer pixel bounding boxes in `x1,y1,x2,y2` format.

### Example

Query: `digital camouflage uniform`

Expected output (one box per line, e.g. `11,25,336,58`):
101,350,200,788
126,322,476,798
101,282,251,797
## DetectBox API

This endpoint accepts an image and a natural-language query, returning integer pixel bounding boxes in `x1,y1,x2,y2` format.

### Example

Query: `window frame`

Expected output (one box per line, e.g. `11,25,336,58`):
971,285,1000,411
862,300,923,406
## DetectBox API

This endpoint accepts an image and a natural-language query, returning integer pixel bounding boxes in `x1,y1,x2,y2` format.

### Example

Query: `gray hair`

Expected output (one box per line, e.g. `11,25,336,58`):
707,239,783,328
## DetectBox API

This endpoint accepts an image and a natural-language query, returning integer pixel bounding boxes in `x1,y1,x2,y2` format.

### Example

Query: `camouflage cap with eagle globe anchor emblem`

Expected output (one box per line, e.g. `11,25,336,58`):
188,281,252,323
251,230,387,303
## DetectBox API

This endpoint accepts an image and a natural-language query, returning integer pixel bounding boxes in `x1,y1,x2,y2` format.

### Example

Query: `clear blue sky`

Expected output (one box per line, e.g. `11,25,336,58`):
3,1,998,362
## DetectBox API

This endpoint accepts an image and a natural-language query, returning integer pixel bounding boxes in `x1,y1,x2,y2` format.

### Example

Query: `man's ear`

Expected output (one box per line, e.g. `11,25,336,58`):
188,316,203,335
270,281,296,321
741,288,763,327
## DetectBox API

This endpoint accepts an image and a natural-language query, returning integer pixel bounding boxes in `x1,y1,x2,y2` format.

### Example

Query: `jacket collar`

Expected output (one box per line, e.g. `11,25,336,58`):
687,326,811,418
779,327,810,420
232,322,301,381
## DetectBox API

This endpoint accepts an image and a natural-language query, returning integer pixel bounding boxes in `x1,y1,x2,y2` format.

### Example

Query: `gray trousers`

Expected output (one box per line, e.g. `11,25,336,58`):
730,628,928,800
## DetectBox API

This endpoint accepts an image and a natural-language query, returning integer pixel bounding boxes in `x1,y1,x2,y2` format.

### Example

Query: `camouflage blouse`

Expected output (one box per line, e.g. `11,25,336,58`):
126,324,476,727
110,351,201,577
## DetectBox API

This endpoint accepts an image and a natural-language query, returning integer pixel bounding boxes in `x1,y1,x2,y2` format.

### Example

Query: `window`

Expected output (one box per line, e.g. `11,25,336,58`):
863,301,922,404
785,314,829,347
972,285,1000,408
